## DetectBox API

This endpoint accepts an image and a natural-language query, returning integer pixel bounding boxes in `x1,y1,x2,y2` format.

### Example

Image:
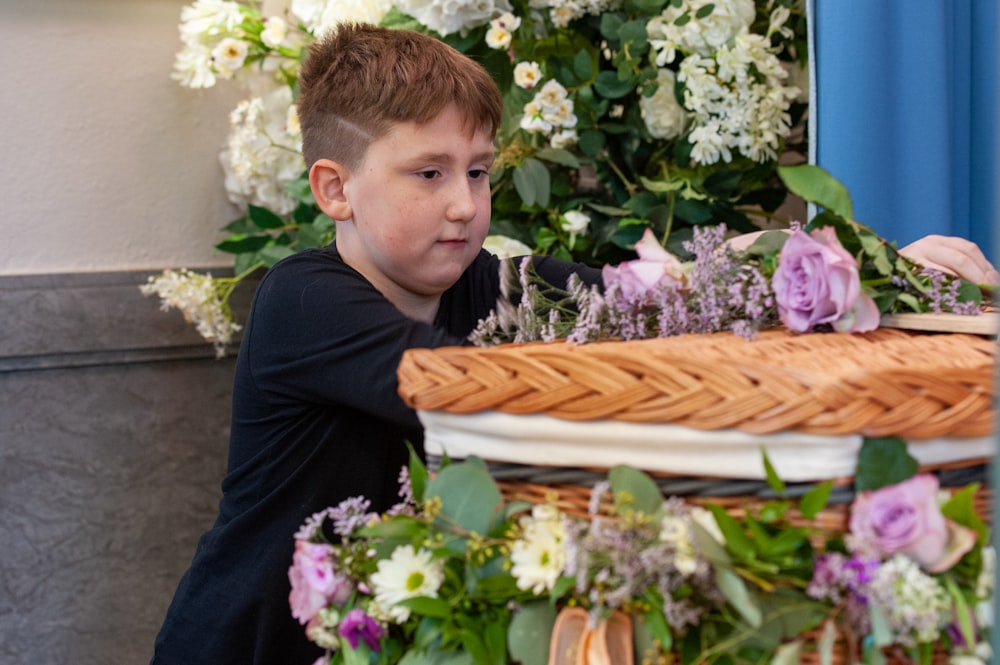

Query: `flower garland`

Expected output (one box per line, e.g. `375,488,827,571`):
288,440,993,665
470,165,988,346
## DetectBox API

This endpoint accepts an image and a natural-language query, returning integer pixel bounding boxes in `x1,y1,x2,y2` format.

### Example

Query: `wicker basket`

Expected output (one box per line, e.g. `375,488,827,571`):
399,328,996,665
399,327,995,438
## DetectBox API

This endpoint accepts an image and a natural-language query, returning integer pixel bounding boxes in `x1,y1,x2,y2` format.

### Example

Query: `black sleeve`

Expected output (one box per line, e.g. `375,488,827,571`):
240,250,466,430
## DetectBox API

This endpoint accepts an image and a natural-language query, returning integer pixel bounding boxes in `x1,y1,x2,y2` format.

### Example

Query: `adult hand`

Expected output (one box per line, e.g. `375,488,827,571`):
899,235,1000,285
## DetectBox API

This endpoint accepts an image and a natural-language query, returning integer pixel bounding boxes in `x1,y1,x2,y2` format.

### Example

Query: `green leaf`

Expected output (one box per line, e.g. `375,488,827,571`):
260,244,296,266
508,602,556,665
761,448,786,496
854,437,918,491
400,596,451,619
715,567,762,628
399,649,475,665
800,481,833,520
572,49,594,81
460,627,492,665
778,165,854,220
425,461,503,535
706,504,755,561
514,158,551,208
341,641,372,665
594,70,634,99
535,147,581,169
771,641,802,665
858,232,894,276
694,2,716,19
942,483,989,541
868,603,893,647
215,234,271,254
636,603,672,653
818,619,837,665
578,129,605,157
407,441,428,503
248,204,285,229
609,465,662,514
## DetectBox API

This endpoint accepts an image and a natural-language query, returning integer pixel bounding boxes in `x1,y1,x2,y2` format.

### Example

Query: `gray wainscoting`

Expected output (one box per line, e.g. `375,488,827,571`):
0,269,256,665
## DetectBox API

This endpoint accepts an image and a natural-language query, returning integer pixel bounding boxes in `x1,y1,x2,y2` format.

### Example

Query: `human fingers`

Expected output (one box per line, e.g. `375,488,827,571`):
899,235,1000,285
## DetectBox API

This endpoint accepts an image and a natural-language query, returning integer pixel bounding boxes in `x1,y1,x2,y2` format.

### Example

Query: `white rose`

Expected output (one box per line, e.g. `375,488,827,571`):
641,69,688,140
550,128,578,149
482,235,533,258
211,37,249,76
485,26,513,49
561,211,590,235
260,16,288,49
514,61,543,89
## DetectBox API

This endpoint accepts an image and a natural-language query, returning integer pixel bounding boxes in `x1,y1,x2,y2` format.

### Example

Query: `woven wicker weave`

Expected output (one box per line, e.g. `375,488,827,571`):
398,328,996,438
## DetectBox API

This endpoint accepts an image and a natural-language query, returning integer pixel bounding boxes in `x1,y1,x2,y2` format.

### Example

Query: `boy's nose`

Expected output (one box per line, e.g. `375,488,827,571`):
446,182,478,223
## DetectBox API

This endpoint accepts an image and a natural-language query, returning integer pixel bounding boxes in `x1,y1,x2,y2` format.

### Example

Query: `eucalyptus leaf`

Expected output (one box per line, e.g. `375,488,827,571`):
609,465,662,514
514,158,551,208
715,567,762,628
425,461,503,536
536,147,581,169
778,165,853,220
508,602,556,665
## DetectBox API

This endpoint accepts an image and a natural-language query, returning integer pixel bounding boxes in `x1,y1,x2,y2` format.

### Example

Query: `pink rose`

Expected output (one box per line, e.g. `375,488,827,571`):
772,227,880,333
602,227,686,299
848,474,975,572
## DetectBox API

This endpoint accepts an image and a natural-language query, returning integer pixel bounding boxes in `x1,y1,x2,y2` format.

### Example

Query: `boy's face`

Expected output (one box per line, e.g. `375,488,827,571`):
335,104,494,312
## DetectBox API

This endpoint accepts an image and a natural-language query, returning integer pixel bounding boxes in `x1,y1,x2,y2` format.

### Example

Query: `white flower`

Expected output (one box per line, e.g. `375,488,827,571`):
286,104,301,137
260,16,289,49
646,0,755,57
211,37,249,76
544,99,577,129
549,128,578,149
561,211,590,235
172,44,217,89
520,100,552,134
482,235,533,258
535,79,569,111
491,11,521,31
369,545,444,624
179,0,244,44
510,505,568,594
641,69,688,139
393,0,512,36
514,61,543,89
485,26,513,49
140,269,241,357
293,0,391,36
222,87,305,215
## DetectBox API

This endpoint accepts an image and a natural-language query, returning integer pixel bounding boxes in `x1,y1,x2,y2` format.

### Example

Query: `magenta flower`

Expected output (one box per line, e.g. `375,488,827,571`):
848,474,976,573
602,227,687,299
772,227,879,333
287,541,353,625
338,608,385,651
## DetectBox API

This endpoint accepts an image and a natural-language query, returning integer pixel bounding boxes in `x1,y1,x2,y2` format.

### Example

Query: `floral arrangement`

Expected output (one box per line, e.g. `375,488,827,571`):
143,0,809,351
470,165,987,345
288,439,993,665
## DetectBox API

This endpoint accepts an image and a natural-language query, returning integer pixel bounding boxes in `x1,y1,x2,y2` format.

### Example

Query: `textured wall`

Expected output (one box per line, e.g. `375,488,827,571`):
0,271,254,665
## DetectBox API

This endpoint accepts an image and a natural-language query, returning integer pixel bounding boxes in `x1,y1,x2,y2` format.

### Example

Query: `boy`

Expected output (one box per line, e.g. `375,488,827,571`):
150,23,601,665
152,21,997,665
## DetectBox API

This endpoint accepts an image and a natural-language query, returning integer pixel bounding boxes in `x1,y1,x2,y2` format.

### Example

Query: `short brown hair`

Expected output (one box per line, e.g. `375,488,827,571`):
297,23,503,169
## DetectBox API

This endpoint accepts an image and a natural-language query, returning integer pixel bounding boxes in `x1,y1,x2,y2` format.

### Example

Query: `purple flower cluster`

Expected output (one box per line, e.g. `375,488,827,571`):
807,552,878,635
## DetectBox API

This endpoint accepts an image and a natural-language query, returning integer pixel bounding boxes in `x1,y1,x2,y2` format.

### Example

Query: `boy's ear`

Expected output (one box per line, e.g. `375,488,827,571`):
309,159,352,221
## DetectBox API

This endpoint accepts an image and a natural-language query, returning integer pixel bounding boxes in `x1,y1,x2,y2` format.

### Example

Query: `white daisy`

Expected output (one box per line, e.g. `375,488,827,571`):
370,545,444,623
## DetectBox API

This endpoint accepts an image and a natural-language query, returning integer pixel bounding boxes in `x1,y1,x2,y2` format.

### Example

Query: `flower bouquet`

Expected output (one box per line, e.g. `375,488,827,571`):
289,439,993,665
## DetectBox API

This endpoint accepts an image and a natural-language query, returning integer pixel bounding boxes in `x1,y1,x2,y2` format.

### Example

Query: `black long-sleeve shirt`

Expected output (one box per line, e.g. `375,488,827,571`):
151,245,600,665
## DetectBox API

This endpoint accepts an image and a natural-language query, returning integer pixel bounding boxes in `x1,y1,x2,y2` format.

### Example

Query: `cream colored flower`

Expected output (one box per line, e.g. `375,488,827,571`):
172,44,217,89
561,211,590,235
370,545,444,624
485,26,513,49
513,61,543,89
641,69,688,140
482,235,533,258
211,37,249,76
260,16,289,49
550,128,578,149
535,79,569,111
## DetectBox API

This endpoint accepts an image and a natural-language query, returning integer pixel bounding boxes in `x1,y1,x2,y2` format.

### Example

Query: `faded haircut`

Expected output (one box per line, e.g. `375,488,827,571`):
297,23,503,170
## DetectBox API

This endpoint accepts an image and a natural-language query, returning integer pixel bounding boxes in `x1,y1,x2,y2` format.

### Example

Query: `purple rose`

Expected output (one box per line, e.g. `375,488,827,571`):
848,474,975,572
602,227,686,299
338,608,385,651
772,227,879,333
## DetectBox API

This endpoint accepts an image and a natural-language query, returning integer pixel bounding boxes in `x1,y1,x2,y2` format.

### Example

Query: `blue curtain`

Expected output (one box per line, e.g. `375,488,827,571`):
811,0,997,262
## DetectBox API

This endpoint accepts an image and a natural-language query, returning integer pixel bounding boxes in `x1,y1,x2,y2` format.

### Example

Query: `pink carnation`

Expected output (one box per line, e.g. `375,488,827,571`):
772,227,879,333
288,540,353,625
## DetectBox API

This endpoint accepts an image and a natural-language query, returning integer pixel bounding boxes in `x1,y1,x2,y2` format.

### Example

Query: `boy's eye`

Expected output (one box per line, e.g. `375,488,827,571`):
418,170,440,180
469,168,489,180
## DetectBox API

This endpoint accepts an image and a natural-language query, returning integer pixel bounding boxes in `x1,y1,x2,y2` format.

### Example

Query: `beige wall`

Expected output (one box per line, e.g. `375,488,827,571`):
0,0,243,275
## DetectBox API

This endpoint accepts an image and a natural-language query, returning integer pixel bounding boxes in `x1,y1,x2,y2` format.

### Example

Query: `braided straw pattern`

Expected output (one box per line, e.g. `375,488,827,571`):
398,328,996,438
